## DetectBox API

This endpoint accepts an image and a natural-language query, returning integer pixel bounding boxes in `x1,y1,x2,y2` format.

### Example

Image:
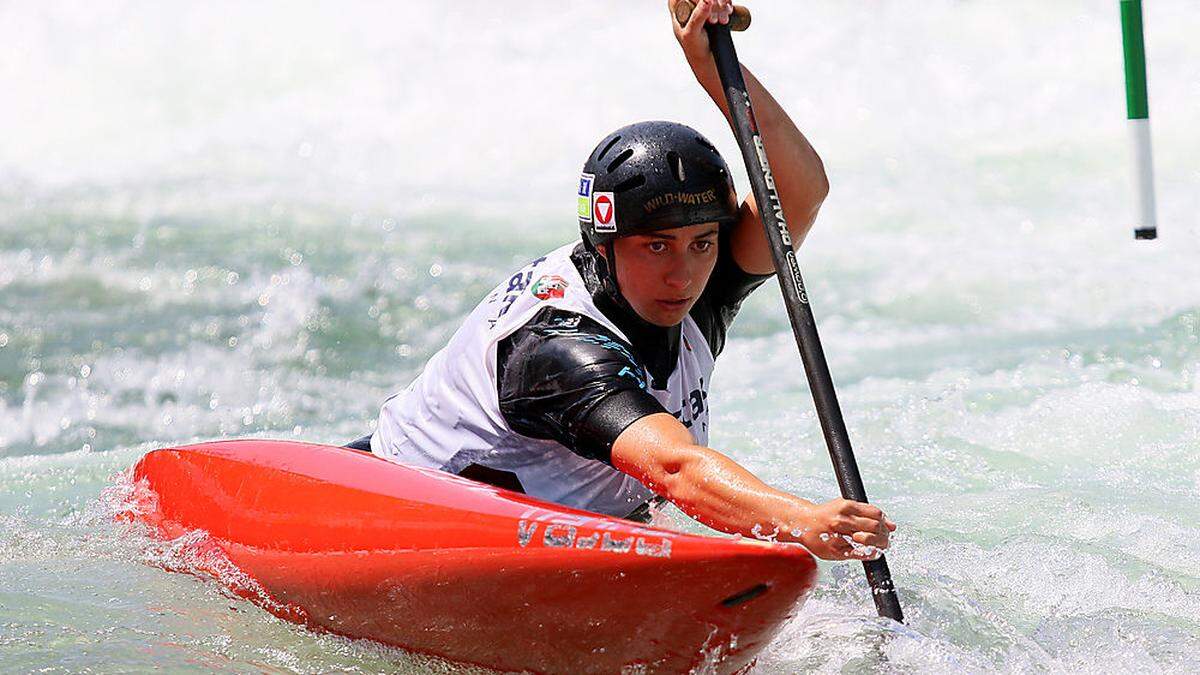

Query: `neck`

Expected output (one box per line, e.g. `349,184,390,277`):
572,243,680,390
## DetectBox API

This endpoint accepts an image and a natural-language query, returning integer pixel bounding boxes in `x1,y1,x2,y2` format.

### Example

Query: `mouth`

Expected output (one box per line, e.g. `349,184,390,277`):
655,298,692,310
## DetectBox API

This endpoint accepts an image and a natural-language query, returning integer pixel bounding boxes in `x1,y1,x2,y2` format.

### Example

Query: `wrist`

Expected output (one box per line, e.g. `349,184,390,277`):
690,59,722,94
779,499,817,542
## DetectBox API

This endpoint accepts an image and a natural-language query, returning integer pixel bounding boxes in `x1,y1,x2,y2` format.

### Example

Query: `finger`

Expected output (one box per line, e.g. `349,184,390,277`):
844,501,885,521
817,546,852,562
710,0,729,23
840,536,881,560
833,516,884,535
851,530,889,549
813,535,852,561
670,0,704,34
858,504,886,521
686,0,714,33
847,545,884,561
707,0,726,24
886,519,897,532
844,534,886,560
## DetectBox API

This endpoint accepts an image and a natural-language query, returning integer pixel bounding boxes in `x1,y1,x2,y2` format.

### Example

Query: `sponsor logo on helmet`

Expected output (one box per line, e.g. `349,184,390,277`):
593,192,616,233
577,173,594,223
642,189,719,214
531,274,569,300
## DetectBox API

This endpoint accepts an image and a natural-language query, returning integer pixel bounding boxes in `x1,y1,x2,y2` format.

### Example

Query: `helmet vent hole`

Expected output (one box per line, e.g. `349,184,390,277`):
597,136,623,162
667,151,686,182
695,136,718,153
606,149,635,173
612,175,646,193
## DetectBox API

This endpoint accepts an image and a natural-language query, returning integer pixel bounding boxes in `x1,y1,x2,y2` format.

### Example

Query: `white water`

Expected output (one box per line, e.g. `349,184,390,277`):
2,1,1199,672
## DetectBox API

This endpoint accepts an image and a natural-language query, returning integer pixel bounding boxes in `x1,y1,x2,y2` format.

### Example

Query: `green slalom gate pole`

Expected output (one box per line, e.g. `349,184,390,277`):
1120,0,1158,240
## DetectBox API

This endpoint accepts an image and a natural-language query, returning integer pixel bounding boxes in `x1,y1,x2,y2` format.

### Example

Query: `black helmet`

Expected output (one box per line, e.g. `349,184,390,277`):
577,121,739,248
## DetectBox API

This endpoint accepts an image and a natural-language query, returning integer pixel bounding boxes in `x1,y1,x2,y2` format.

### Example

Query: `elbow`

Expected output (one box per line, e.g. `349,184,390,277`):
649,456,685,498
810,154,830,205
815,169,830,205
797,158,829,234
783,154,828,235
653,447,710,503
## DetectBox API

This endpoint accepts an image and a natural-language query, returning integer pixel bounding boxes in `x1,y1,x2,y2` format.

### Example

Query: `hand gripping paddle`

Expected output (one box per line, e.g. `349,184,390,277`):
675,0,904,623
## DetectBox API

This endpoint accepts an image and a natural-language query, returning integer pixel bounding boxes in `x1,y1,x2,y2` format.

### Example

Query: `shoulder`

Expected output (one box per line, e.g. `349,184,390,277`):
496,307,663,463
499,307,647,393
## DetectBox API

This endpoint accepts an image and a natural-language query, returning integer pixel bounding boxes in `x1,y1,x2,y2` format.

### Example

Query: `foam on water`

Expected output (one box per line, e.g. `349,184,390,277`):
2,1,1199,672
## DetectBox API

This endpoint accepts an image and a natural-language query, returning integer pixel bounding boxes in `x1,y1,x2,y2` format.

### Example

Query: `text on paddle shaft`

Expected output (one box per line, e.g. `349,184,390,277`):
752,130,808,303
752,134,791,248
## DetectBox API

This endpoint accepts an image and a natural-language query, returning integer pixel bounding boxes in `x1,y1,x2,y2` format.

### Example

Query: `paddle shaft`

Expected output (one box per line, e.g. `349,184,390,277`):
703,23,904,623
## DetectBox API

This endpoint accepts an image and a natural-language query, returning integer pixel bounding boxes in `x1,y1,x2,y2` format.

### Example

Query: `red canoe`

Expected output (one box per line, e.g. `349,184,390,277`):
127,440,818,673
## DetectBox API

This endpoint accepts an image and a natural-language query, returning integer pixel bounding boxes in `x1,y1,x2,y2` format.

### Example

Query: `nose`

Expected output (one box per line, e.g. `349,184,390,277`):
663,254,695,291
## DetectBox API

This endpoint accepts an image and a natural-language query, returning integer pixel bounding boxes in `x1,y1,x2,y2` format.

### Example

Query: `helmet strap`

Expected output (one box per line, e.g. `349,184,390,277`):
601,243,622,301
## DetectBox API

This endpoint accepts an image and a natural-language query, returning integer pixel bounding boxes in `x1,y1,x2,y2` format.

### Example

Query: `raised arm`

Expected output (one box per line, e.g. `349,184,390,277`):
670,0,830,274
611,413,894,560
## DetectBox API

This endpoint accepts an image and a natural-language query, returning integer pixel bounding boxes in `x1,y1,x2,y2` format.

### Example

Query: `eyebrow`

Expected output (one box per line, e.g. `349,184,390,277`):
645,227,720,241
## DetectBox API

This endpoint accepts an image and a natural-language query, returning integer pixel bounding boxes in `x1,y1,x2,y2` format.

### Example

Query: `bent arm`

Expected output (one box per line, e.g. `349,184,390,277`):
670,0,829,274
722,66,829,273
612,412,894,560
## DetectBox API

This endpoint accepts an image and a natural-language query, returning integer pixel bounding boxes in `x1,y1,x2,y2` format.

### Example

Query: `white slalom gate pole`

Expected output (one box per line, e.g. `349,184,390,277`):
1120,0,1158,240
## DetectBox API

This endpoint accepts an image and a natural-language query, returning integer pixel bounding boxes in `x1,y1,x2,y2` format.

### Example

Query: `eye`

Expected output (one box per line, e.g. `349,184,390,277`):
692,240,715,253
648,241,668,254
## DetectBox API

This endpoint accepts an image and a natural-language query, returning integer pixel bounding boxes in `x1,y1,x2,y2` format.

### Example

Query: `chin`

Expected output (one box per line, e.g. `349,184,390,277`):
642,309,689,327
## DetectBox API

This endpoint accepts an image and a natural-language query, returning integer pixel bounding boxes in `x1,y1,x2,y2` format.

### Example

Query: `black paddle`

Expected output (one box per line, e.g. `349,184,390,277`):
675,1,904,623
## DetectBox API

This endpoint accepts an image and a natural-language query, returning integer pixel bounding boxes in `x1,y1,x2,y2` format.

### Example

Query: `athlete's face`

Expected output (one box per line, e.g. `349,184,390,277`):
602,223,720,327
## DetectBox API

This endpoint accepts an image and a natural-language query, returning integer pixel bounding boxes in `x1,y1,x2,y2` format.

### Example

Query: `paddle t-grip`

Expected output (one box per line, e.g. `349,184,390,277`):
674,1,752,32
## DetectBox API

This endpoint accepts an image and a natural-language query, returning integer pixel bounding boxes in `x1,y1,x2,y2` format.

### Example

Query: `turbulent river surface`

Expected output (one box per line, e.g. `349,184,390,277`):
2,1,1199,672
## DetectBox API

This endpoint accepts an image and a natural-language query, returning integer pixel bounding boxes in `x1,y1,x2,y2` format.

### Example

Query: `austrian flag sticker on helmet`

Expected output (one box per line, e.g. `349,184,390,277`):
577,173,594,223
593,192,616,233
